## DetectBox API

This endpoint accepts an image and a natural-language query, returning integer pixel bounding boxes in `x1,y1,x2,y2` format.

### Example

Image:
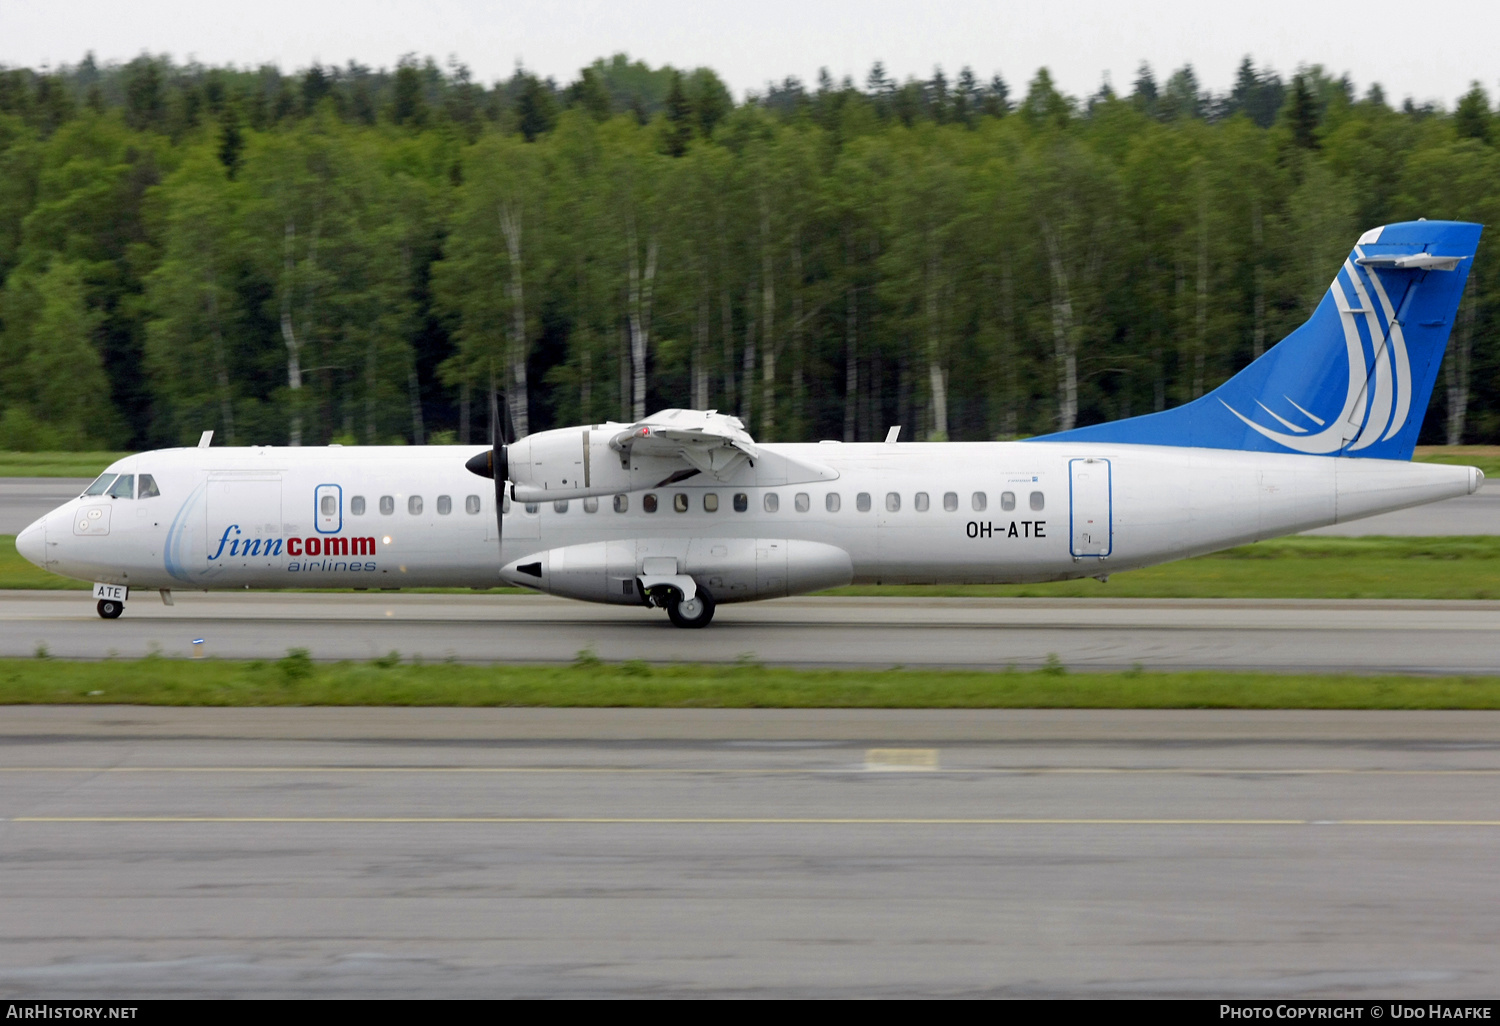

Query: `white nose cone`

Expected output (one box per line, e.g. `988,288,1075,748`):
15,517,46,569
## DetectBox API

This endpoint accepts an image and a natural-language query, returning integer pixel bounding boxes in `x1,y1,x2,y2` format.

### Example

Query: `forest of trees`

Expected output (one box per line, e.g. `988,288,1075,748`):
0,51,1496,451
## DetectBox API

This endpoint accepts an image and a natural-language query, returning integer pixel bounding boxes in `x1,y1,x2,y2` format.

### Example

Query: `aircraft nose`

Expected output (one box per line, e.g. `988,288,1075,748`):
15,516,47,569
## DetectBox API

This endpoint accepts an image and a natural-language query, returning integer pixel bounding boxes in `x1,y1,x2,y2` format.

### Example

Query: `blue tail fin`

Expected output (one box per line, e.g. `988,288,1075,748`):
1038,220,1482,459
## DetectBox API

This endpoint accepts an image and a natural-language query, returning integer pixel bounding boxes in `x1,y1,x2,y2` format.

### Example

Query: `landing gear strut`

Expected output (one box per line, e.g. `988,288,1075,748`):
96,599,124,619
666,588,715,629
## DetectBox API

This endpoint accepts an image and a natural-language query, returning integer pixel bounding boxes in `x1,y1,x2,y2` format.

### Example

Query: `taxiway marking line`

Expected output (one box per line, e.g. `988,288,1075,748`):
3,766,1500,776
10,816,1500,826
7,617,1500,634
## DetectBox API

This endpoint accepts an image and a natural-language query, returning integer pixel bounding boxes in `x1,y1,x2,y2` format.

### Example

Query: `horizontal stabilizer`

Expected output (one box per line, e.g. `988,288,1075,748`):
1356,253,1464,271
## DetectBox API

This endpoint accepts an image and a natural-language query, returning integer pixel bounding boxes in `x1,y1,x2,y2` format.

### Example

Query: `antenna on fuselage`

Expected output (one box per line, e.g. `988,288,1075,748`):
884,426,901,444
197,431,214,449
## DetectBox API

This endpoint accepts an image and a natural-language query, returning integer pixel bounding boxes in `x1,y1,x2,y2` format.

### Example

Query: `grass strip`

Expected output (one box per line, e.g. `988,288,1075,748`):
0,452,131,478
5,653,1500,709
0,535,90,590
828,535,1500,600
1414,445,1500,479
5,534,1500,599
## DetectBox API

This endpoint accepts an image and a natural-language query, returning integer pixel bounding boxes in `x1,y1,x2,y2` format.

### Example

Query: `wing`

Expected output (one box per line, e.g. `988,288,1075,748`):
609,409,760,484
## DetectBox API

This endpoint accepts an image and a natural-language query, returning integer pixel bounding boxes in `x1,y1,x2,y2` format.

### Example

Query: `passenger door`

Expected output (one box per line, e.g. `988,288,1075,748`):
314,483,342,535
1068,458,1112,558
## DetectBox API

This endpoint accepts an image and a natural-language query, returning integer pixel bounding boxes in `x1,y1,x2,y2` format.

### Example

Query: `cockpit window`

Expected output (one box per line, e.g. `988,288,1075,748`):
106,475,135,499
83,474,117,496
137,474,161,499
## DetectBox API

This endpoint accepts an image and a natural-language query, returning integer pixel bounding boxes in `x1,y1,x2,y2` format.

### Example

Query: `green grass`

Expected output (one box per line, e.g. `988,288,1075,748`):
1414,445,1500,479
6,534,1500,598
5,653,1500,709
0,451,131,478
0,535,90,590
828,536,1500,600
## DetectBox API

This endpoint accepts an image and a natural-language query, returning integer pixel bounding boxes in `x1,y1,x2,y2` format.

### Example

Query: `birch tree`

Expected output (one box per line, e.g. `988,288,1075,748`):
599,120,665,422
1025,134,1115,431
968,141,1025,439
349,146,431,445
144,148,244,444
673,148,716,411
542,110,612,426
243,124,350,445
433,133,545,435
1398,138,1500,446
749,123,823,440
832,134,891,441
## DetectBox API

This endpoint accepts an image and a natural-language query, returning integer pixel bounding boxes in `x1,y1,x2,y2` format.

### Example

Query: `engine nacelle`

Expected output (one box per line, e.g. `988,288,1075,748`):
500,538,853,605
506,425,627,502
504,412,839,501
507,424,703,502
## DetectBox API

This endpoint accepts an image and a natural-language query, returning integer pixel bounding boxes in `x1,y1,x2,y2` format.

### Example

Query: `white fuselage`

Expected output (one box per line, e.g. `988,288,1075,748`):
17,440,1482,604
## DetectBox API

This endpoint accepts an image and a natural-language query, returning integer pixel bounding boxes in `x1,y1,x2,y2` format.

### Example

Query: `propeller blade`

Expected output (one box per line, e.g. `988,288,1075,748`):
465,390,520,566
499,391,519,444
489,392,506,557
464,392,509,561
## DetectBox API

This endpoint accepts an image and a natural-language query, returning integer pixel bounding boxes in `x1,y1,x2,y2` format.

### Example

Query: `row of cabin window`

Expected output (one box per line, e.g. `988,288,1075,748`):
343,494,484,517
84,478,1044,517
335,489,1046,518
519,490,1046,515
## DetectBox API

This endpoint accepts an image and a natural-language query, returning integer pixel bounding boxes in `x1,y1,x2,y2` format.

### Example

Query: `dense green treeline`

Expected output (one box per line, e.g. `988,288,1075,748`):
0,52,1497,450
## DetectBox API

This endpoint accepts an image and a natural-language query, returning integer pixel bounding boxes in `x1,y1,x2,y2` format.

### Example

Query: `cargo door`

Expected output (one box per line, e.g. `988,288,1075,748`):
202,473,285,578
756,538,788,597
1068,458,1112,557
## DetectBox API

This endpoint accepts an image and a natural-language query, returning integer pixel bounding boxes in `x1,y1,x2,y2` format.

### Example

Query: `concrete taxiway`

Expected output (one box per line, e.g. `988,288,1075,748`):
2,590,1498,674
1,706,1498,998
0,478,1495,536
0,479,90,536
1302,481,1497,536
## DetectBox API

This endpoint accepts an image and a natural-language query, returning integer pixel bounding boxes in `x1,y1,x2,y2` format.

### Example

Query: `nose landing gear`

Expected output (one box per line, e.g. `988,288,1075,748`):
96,599,124,619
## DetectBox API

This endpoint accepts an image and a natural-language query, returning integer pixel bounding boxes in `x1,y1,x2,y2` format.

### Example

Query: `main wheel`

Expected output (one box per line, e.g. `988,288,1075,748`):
96,599,124,619
666,588,715,629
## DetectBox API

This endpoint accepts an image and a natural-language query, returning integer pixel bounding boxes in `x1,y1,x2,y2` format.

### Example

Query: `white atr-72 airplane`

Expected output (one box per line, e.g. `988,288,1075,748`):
16,220,1487,627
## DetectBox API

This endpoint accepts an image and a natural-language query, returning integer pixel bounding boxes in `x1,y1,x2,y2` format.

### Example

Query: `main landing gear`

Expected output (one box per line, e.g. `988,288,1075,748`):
96,599,124,619
666,589,716,628
641,578,716,629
